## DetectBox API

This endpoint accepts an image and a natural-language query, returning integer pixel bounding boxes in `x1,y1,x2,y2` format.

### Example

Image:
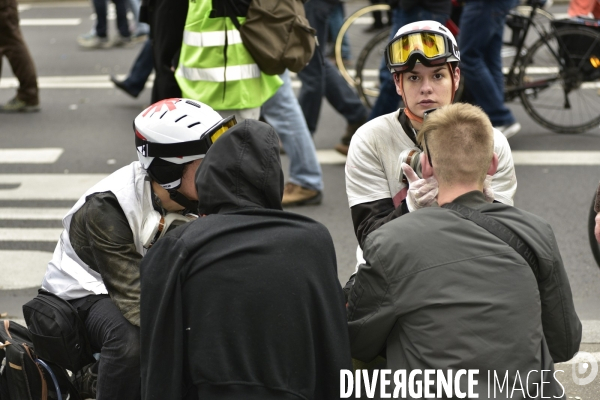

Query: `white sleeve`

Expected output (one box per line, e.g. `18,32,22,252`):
491,128,517,206
345,132,393,208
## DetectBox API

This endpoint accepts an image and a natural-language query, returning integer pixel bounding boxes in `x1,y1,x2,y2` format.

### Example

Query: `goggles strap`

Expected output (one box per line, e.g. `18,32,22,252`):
168,189,198,214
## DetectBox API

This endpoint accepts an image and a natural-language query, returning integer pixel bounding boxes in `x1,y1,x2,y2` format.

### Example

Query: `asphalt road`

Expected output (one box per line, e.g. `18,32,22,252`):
1,0,600,396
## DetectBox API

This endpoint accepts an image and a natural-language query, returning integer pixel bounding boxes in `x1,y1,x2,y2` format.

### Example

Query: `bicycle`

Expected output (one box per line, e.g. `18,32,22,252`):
336,1,600,134
589,188,600,269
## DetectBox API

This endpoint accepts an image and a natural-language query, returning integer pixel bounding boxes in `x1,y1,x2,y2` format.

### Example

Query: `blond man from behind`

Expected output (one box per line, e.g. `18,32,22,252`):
347,103,581,399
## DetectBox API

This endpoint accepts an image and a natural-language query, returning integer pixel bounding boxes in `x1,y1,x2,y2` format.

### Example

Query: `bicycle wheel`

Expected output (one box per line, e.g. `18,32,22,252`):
518,27,600,133
355,28,391,109
334,3,391,88
588,192,600,269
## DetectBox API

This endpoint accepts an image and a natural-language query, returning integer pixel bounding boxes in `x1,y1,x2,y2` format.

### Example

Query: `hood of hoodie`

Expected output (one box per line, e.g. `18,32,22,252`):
196,119,284,214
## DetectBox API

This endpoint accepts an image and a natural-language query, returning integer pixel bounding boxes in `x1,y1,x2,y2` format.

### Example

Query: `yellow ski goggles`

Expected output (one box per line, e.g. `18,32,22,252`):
386,31,457,72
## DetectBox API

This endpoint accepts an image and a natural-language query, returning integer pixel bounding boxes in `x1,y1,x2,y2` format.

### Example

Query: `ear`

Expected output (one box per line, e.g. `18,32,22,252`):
487,152,499,176
393,73,403,96
453,66,461,93
421,152,434,179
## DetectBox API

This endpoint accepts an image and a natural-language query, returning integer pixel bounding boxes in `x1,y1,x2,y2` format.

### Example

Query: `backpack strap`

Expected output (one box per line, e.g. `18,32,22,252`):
442,202,541,280
75,294,109,322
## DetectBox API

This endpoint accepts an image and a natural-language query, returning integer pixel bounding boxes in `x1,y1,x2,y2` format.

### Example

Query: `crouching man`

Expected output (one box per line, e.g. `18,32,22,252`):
140,120,353,400
346,103,581,398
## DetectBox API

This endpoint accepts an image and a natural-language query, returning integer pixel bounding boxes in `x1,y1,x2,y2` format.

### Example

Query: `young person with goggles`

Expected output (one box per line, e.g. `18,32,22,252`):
344,21,517,282
37,98,236,400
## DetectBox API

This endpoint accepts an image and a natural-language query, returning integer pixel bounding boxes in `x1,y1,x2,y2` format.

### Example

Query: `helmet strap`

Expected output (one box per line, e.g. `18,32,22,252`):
168,189,199,214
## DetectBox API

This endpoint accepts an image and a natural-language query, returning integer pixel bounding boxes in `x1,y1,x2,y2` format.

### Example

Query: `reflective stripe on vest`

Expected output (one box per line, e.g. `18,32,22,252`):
178,64,261,82
176,0,281,110
183,29,244,47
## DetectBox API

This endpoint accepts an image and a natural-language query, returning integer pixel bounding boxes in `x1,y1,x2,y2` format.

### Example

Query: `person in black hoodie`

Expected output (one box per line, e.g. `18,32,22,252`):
139,119,353,400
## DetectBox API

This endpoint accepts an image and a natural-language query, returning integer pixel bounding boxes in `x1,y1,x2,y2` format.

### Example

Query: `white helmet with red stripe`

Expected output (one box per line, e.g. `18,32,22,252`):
134,98,236,190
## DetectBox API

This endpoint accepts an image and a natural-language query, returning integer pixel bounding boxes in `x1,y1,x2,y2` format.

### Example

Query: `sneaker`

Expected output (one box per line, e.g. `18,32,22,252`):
110,35,132,48
77,31,109,49
282,183,322,207
494,122,521,139
0,97,40,113
73,364,97,399
335,117,367,156
130,32,148,45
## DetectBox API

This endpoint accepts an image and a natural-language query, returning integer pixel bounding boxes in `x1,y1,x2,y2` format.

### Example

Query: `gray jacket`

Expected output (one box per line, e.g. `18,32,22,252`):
347,191,581,398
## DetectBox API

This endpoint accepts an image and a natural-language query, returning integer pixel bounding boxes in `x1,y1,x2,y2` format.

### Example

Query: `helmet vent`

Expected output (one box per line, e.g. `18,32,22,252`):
175,115,187,122
160,110,168,119
186,100,201,108
188,122,201,128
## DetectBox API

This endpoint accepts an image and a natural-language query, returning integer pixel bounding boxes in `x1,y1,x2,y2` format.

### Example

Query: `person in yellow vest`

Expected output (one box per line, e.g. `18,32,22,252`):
175,0,282,121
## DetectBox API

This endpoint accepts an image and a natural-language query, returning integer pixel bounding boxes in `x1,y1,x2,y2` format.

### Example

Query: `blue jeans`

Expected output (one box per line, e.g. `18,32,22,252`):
369,7,450,120
459,0,519,126
127,0,149,36
70,297,141,400
262,70,323,192
122,38,153,96
93,0,130,38
298,0,367,134
328,3,351,60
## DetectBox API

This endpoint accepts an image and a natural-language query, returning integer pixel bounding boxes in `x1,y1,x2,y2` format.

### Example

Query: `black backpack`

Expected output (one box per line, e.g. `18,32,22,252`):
0,320,81,400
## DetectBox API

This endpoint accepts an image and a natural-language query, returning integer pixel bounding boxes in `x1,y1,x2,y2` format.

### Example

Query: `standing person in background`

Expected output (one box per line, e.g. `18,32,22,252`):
175,0,281,122
368,0,451,121
364,0,393,32
459,0,522,139
77,0,131,48
127,0,150,40
110,38,153,98
0,0,40,112
298,0,369,156
262,70,325,207
140,0,188,102
568,0,600,18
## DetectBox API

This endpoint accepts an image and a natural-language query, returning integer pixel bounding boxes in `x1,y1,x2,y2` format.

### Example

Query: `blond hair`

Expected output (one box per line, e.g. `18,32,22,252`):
417,103,494,186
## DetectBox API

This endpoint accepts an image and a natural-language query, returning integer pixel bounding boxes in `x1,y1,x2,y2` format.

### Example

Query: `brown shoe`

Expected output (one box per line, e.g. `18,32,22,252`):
282,183,322,207
334,143,349,156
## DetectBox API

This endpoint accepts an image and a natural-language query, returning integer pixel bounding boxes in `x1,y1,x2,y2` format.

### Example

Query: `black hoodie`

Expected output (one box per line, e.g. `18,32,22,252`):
140,120,352,400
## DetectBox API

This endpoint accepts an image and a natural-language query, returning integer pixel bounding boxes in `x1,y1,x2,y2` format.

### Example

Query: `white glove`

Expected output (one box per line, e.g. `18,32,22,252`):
401,163,438,212
483,175,495,203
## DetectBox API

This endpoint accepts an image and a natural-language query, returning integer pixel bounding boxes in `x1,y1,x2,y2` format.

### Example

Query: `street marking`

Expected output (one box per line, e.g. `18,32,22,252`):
512,151,600,165
313,151,600,166
0,148,63,164
0,250,49,290
0,208,69,220
0,75,153,89
0,228,62,242
316,150,348,165
20,18,81,26
557,352,600,365
581,320,600,344
0,174,106,200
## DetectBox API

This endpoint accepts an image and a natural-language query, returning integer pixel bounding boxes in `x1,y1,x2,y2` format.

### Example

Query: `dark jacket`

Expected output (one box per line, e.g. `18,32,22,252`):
140,120,352,400
348,191,581,398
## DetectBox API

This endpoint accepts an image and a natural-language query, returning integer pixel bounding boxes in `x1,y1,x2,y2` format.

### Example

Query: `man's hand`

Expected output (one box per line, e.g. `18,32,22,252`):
595,212,600,243
401,163,438,212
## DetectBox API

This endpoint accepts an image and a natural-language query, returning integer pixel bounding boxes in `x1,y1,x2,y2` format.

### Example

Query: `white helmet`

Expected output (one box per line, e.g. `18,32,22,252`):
386,20,460,73
134,98,236,189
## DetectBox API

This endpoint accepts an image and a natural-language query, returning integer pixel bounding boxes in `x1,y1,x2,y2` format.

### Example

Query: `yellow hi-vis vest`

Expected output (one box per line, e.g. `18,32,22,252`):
175,0,282,110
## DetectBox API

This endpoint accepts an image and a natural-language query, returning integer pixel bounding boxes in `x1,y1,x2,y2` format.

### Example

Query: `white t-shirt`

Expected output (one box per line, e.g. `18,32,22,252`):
346,110,517,209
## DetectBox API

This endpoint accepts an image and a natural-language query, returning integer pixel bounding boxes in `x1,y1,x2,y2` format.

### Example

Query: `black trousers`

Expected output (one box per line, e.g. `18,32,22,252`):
0,0,39,105
71,296,141,400
148,0,188,103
